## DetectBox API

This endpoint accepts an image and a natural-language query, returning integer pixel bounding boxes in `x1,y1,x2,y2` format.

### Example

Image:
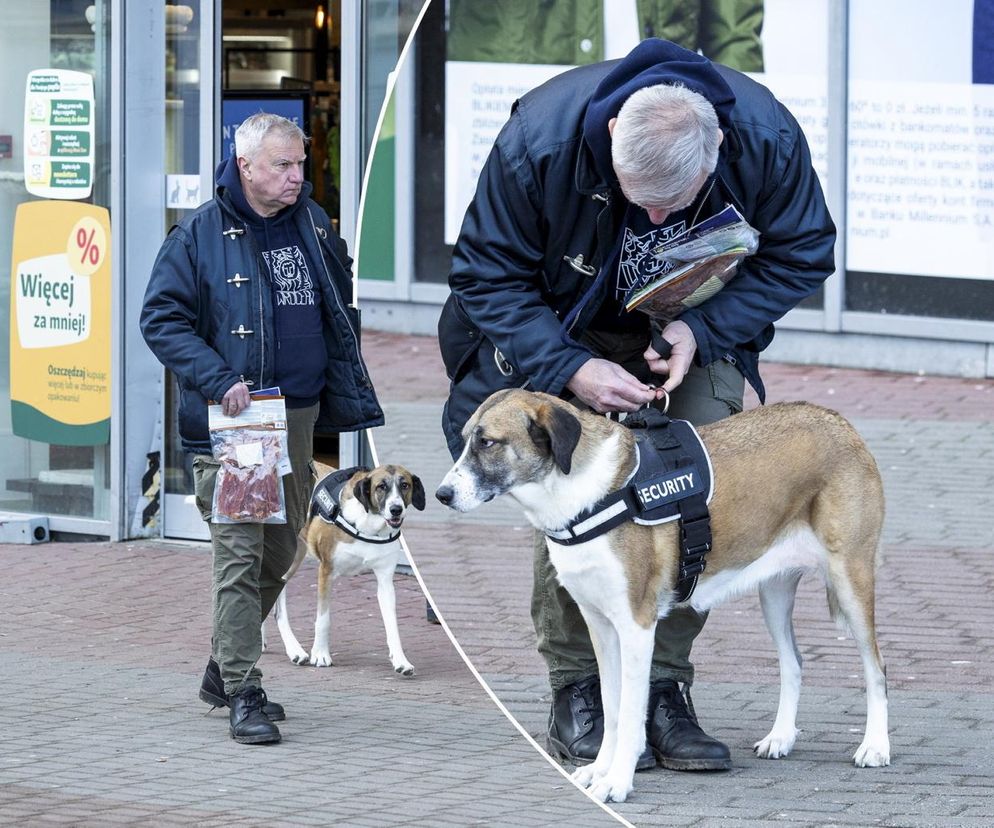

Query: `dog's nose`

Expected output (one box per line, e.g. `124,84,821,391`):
390,504,403,517
435,485,454,506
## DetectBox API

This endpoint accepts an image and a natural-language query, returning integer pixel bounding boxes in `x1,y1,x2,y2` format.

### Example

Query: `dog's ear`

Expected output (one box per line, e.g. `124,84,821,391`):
410,475,426,511
353,476,373,511
529,402,581,474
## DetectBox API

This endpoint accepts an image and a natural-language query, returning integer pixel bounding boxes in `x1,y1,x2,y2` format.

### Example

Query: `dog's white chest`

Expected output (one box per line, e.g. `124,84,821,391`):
547,537,630,616
332,540,400,578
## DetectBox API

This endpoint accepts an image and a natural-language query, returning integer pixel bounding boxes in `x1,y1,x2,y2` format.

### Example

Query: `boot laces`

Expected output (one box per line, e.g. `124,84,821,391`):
572,677,604,725
654,681,694,721
239,686,266,711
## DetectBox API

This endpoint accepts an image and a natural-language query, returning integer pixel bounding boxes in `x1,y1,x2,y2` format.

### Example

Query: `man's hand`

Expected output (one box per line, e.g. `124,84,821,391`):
565,358,657,413
221,380,251,417
644,320,698,395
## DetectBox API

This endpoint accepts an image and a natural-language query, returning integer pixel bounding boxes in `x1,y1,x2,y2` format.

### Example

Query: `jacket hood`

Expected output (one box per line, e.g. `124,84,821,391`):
582,39,738,187
214,154,311,225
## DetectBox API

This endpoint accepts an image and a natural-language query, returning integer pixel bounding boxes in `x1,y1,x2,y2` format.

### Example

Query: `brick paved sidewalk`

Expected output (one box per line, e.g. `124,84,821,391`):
0,539,622,826
366,331,994,827
3,329,992,827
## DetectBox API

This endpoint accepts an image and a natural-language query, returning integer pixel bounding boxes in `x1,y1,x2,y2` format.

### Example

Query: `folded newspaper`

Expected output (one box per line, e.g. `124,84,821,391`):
624,204,760,322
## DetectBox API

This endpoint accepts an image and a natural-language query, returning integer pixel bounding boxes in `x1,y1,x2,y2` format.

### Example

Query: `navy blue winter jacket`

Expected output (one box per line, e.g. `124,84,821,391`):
439,39,835,456
140,166,383,454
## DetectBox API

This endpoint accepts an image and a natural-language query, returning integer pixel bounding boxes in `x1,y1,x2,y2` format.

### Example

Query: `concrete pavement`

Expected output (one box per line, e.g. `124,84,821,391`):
1,329,992,826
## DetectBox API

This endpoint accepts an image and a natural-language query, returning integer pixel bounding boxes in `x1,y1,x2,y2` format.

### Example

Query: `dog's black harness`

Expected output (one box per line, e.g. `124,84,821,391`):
544,409,714,602
311,466,402,544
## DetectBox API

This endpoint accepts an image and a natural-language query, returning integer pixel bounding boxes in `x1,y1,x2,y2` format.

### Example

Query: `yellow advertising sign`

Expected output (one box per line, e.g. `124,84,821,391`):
9,201,111,445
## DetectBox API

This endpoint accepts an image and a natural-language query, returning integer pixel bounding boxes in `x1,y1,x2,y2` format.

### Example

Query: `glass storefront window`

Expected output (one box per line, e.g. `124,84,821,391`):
361,0,425,167
412,0,831,306
161,0,209,538
845,0,994,322
1,1,112,521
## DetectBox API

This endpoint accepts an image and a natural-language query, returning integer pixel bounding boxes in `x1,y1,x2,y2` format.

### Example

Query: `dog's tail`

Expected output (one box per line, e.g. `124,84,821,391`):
824,541,883,638
825,584,852,637
281,536,309,582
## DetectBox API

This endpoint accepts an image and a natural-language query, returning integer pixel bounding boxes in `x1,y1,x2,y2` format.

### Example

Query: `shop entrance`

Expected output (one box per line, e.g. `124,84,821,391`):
162,1,345,539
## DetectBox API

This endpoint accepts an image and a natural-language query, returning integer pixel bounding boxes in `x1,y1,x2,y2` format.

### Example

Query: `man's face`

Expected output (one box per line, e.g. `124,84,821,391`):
617,169,710,226
238,134,306,217
608,119,722,226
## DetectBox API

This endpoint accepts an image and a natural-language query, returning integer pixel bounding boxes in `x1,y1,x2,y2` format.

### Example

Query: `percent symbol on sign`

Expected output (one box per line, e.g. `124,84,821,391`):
76,227,100,266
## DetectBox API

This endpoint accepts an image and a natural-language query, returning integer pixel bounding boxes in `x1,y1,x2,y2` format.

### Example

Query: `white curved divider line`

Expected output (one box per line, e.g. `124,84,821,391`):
366,429,634,827
350,0,432,306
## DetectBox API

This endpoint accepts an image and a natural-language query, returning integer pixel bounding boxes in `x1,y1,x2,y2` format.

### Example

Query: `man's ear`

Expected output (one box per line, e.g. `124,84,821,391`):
717,128,724,147
528,402,582,475
608,117,617,137
236,155,251,179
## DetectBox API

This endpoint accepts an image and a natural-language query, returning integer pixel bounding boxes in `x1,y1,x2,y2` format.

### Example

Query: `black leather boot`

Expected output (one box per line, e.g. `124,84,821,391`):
647,679,731,771
229,686,281,744
200,657,286,722
547,675,655,771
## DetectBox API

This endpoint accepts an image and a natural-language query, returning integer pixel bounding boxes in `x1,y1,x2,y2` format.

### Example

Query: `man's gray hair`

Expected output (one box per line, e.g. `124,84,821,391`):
234,112,308,160
611,84,720,207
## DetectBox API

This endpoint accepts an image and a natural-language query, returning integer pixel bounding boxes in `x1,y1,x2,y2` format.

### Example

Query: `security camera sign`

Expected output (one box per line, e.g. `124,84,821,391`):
23,69,95,200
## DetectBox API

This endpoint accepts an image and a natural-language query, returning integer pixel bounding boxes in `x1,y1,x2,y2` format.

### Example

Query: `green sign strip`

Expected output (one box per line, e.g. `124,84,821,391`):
11,400,110,446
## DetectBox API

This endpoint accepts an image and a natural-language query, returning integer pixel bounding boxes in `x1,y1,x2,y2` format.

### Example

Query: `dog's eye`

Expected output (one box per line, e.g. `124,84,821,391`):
478,437,496,449
376,482,388,491
400,480,409,490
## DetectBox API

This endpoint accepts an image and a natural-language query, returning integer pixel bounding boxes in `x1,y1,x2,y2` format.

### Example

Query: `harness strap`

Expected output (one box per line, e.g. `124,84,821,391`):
639,434,712,603
544,488,641,545
326,511,401,545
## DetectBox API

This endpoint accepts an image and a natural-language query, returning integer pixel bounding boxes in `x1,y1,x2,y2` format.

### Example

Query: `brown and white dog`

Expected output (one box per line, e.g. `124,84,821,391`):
436,389,890,803
271,463,425,676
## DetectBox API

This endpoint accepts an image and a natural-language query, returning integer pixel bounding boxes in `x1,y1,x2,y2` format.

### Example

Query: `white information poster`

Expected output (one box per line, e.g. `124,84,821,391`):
23,68,95,200
444,63,564,244
442,0,829,246
846,0,994,280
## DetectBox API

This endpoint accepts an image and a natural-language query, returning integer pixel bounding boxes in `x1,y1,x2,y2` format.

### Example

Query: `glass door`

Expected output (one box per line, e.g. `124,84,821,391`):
161,0,215,539
0,1,113,533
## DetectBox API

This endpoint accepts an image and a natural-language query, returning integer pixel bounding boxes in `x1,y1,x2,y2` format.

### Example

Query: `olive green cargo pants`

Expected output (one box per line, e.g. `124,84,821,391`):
193,404,318,695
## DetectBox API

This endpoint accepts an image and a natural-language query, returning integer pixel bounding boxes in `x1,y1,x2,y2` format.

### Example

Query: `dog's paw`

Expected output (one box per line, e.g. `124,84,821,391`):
309,649,334,668
570,765,597,788
390,658,414,678
754,727,798,759
284,644,310,665
586,773,633,804
853,739,890,767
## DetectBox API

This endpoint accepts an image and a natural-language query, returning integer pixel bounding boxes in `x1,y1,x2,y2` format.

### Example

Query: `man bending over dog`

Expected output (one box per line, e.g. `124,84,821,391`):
142,113,383,745
438,39,834,771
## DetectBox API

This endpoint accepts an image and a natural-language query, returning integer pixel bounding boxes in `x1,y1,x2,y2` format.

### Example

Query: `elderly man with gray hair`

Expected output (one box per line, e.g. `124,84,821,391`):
142,113,382,744
439,39,834,772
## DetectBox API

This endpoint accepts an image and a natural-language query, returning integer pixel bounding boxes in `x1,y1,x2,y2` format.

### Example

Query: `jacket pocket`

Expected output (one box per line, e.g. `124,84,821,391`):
438,293,483,382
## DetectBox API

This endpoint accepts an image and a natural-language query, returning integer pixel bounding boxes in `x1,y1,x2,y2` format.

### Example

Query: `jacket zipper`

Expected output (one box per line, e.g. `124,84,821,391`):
306,206,373,389
242,223,265,387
